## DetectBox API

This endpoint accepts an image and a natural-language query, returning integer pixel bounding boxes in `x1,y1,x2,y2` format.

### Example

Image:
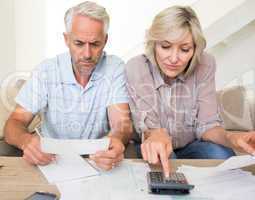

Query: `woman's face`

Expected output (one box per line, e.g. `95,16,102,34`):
155,31,195,79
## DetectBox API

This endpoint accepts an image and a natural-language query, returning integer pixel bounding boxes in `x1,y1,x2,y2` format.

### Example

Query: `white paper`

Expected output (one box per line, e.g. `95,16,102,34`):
57,160,172,200
177,155,255,199
178,155,255,176
215,155,255,171
38,154,99,183
40,137,110,155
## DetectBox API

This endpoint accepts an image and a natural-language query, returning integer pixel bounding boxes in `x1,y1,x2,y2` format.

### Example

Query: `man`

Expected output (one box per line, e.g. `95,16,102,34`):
4,1,133,171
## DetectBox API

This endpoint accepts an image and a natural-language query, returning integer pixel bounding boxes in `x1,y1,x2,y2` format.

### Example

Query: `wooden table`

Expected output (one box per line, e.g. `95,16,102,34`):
0,157,60,200
0,157,255,200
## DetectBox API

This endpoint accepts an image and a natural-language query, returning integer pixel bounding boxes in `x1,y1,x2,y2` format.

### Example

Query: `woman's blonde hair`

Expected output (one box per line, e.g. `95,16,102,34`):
145,6,206,77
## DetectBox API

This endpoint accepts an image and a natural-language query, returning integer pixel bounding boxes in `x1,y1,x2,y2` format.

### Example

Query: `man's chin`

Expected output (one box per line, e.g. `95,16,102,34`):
78,65,95,75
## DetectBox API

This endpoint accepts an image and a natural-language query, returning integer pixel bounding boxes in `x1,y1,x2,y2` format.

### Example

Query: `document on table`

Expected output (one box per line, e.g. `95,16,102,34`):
57,160,172,200
40,137,110,155
38,154,99,183
179,155,255,174
177,155,255,200
216,154,255,171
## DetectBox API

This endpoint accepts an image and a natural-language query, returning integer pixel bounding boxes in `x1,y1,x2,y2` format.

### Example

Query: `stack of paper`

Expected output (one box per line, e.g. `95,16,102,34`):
57,160,172,200
38,137,110,183
178,155,255,200
39,154,99,183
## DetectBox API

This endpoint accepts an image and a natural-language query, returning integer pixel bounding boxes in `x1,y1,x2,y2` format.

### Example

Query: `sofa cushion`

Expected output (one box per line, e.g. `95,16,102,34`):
0,77,42,140
0,79,24,139
217,86,253,131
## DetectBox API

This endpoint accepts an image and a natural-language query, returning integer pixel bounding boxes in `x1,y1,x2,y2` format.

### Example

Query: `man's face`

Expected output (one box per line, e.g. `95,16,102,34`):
64,15,107,75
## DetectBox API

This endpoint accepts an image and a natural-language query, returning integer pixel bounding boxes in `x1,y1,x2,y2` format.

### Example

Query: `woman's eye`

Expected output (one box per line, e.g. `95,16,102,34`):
181,49,190,52
161,45,171,49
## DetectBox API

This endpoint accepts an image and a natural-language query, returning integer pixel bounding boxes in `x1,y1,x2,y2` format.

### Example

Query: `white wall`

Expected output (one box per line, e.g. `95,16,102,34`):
1,0,255,90
209,20,255,89
193,0,246,29
14,0,47,72
0,0,15,83
45,0,198,61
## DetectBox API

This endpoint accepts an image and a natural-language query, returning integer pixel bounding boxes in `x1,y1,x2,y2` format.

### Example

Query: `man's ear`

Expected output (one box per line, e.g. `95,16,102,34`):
104,34,108,45
63,32,69,47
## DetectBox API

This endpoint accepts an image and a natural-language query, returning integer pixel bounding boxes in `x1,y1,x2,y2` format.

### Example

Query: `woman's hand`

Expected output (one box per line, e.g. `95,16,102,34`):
141,128,172,177
227,132,255,155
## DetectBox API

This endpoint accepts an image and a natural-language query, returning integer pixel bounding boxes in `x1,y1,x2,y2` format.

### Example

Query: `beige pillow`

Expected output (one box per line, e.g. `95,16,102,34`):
0,80,24,139
217,86,253,131
0,79,42,139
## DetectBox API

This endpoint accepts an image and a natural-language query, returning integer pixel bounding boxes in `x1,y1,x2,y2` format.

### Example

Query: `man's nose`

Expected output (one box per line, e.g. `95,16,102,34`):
83,44,92,59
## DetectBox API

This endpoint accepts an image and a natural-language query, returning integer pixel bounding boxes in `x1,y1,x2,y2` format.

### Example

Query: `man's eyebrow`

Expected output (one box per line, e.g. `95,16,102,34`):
90,41,101,44
74,40,101,44
74,39,84,43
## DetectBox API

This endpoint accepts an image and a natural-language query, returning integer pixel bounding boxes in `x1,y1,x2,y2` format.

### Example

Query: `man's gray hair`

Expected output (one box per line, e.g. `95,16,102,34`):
64,1,110,34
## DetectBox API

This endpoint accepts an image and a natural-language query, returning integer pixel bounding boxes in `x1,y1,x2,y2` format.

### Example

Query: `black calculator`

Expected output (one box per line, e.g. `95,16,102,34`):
147,171,194,195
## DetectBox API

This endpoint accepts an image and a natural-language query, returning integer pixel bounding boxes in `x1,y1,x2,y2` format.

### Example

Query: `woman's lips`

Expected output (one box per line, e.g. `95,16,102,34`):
164,63,180,70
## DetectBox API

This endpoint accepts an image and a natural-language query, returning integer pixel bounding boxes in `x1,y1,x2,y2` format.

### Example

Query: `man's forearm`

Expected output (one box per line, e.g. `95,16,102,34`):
4,119,32,150
108,119,133,145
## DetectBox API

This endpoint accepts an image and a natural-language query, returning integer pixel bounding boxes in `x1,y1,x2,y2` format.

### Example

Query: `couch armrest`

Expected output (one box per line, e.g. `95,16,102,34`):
217,86,254,131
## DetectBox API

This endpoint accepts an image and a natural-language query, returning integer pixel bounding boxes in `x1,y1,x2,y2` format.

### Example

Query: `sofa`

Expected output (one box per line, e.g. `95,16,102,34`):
0,79,254,157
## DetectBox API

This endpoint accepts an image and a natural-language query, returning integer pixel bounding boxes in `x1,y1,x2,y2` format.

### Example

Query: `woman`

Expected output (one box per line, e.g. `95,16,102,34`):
125,6,255,177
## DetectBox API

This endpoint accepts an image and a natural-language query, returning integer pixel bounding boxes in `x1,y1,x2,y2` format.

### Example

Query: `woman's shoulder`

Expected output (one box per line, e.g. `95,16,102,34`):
125,54,148,70
125,54,153,82
194,52,216,79
199,52,216,66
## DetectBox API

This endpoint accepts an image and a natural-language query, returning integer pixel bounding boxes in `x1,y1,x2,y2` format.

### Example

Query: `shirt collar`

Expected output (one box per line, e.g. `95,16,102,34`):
89,51,105,81
59,52,106,84
149,61,186,89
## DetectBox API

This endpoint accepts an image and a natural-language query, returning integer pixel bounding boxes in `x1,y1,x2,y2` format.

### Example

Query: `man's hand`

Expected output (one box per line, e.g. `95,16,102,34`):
141,128,172,178
89,137,125,170
21,134,55,165
227,132,255,155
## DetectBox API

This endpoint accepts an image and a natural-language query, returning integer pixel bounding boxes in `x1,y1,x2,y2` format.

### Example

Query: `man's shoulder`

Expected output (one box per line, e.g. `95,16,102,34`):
36,52,70,70
103,54,124,68
99,54,125,78
32,52,69,78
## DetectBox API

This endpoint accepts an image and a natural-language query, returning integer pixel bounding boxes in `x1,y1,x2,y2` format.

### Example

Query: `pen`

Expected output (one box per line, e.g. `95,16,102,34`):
35,127,58,165
35,127,42,137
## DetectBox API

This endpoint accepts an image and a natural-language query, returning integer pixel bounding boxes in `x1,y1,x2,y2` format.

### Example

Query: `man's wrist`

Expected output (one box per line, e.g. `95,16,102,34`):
107,132,125,145
18,133,34,150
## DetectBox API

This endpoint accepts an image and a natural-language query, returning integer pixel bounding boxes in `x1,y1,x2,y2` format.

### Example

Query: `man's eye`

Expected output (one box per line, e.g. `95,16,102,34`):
91,43,101,47
74,42,83,47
